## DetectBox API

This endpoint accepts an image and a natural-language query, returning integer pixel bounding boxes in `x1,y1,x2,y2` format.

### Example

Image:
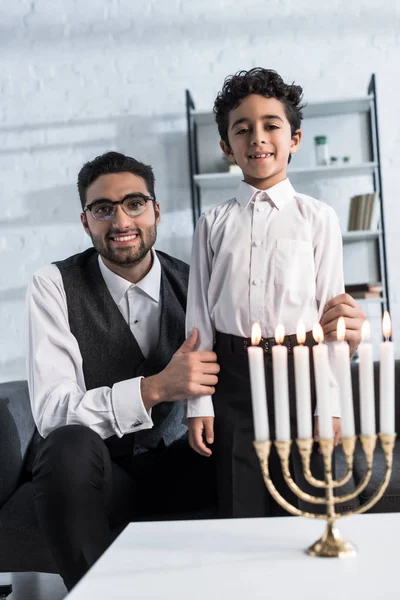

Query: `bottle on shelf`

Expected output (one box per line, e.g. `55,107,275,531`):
314,135,329,166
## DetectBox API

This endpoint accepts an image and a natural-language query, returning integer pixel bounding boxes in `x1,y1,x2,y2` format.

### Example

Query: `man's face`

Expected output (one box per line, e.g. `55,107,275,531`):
221,94,302,190
80,172,160,269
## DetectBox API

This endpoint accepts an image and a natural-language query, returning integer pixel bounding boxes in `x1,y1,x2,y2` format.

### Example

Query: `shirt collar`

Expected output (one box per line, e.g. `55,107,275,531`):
98,249,161,305
235,178,296,210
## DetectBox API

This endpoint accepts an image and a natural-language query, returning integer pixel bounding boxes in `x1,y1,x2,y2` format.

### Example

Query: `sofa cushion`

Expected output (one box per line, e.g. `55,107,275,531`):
0,381,36,509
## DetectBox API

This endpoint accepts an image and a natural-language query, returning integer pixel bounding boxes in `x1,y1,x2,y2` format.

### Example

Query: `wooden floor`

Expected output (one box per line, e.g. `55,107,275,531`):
0,572,66,600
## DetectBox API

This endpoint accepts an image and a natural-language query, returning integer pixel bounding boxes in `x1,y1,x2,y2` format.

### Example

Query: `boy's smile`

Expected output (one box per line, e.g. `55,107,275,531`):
220,94,302,190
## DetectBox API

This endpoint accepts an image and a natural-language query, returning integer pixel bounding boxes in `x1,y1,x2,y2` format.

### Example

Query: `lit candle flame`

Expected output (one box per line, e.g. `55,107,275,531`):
275,324,285,344
337,316,346,342
251,321,262,346
296,321,306,345
361,320,371,342
312,323,324,344
382,311,392,341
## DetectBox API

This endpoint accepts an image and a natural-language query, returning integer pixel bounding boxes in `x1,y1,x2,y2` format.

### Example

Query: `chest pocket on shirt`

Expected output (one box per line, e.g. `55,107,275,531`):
274,238,315,292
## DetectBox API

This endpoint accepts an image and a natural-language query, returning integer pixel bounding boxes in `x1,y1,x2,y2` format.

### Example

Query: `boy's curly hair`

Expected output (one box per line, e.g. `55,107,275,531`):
214,68,305,146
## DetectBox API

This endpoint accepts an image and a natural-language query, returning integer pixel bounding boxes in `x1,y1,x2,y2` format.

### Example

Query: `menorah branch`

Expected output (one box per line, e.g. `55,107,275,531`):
275,440,326,505
254,441,326,520
342,433,396,518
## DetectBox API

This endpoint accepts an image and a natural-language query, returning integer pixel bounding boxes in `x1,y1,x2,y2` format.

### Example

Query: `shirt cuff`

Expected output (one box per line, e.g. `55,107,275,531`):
111,377,154,437
187,395,214,418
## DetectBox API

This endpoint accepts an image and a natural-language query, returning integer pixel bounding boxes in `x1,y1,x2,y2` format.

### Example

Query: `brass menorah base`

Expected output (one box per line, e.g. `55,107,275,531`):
254,434,396,558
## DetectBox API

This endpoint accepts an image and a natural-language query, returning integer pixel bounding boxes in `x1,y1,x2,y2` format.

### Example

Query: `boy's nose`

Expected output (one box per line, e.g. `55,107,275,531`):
250,129,266,145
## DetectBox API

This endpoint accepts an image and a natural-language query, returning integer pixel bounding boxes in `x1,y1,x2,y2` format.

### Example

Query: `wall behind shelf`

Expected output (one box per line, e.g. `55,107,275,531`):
1,0,400,381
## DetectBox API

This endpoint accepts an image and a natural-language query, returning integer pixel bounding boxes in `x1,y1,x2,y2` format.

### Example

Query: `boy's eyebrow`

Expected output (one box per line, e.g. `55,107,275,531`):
230,114,284,130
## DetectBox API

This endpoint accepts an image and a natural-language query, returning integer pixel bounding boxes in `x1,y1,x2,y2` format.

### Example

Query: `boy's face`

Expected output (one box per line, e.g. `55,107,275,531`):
220,94,302,190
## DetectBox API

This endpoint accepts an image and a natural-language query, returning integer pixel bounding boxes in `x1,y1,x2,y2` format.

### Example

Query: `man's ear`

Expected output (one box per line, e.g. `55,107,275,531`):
80,212,91,237
220,140,236,163
289,129,303,156
154,202,161,226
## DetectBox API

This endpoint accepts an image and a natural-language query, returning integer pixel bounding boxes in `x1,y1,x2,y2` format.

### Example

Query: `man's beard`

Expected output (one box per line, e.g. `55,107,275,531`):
89,224,157,268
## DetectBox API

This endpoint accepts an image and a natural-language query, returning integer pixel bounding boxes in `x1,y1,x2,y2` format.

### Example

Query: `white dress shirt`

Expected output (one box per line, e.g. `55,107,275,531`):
26,250,162,439
186,178,344,418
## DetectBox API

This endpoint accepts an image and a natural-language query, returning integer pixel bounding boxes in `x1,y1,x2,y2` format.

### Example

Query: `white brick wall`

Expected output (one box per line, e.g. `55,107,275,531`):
1,0,400,381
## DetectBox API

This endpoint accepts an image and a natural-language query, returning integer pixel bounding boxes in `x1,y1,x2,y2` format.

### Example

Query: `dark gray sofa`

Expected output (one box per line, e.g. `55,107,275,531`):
1,364,399,575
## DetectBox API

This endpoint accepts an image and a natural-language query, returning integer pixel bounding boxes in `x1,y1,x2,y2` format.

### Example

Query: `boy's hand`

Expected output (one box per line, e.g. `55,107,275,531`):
320,293,366,358
314,416,341,447
188,416,214,457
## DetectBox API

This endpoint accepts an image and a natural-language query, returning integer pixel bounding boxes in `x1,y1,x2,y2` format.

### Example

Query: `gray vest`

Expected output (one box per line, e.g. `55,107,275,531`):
55,247,189,457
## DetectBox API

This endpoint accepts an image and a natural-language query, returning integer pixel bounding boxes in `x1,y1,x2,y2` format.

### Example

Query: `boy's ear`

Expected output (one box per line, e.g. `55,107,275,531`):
220,140,236,163
289,129,303,155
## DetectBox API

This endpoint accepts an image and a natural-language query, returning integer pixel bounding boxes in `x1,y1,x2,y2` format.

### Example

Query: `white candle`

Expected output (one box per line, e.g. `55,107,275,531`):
333,317,355,438
312,323,333,439
272,324,291,441
380,311,395,435
293,321,312,439
248,322,269,441
358,320,376,435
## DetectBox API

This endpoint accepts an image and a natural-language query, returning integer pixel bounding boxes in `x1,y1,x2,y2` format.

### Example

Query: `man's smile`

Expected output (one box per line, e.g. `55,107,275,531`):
108,232,140,246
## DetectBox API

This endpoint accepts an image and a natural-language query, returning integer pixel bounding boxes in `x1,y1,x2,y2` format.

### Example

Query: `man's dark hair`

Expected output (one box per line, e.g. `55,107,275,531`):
77,151,156,209
214,68,305,146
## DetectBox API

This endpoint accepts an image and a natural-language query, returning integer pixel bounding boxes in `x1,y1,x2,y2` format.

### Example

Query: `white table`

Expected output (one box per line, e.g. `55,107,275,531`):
67,513,400,599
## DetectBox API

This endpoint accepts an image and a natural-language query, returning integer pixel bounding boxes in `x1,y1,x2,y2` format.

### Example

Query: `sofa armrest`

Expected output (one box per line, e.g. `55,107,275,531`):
0,380,36,509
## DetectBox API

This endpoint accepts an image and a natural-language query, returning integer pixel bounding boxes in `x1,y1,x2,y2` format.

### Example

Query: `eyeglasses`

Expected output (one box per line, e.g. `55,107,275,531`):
83,194,155,221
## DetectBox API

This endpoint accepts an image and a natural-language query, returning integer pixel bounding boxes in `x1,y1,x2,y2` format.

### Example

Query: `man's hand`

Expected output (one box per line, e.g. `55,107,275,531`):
320,293,366,357
314,416,341,447
140,329,220,410
188,416,214,457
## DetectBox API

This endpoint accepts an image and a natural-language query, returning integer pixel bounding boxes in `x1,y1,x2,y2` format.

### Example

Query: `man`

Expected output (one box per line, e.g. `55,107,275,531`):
26,151,365,591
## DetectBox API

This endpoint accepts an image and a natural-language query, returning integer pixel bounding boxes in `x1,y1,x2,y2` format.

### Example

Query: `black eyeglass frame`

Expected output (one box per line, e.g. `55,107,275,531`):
83,194,156,220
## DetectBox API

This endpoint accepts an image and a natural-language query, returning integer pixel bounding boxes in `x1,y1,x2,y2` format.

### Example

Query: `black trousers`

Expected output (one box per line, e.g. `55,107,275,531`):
32,425,216,591
213,332,332,518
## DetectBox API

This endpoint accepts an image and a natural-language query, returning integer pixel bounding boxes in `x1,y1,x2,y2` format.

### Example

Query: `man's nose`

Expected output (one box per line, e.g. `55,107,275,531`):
111,205,134,229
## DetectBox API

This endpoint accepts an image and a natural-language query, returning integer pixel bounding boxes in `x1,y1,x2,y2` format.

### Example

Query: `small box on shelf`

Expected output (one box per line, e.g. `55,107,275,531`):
345,282,383,300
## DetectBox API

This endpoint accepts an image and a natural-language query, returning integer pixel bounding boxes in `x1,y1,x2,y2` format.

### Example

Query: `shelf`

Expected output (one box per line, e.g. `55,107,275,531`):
193,162,378,189
354,297,385,304
303,96,373,118
191,96,373,126
342,230,382,243
289,162,377,178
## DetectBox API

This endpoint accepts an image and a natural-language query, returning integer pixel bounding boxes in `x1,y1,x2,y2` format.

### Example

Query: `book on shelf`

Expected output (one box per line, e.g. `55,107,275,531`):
349,291,382,299
347,192,380,231
345,282,383,299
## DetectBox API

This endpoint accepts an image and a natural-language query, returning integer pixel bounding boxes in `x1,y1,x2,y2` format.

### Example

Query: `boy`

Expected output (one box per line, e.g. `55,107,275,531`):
186,68,343,518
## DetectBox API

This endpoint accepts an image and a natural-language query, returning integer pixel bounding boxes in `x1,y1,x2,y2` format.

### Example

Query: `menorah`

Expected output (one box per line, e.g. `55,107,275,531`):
248,315,396,557
253,433,396,557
